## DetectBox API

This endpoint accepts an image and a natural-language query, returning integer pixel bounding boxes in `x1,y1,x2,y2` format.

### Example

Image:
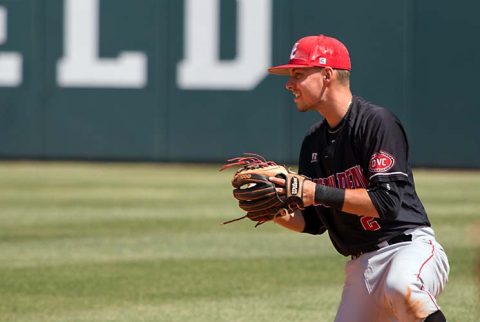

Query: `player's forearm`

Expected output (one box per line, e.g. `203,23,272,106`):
273,210,305,232
342,188,379,218
304,181,379,218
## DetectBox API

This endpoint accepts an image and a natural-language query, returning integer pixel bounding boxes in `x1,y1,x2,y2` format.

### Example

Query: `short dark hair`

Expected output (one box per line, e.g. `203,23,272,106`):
335,69,350,85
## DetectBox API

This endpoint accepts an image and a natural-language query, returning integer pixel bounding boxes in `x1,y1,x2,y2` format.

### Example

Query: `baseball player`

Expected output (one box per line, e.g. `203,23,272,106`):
267,35,450,322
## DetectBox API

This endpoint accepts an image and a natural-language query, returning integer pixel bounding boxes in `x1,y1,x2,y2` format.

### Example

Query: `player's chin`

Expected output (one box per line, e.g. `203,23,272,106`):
295,103,311,113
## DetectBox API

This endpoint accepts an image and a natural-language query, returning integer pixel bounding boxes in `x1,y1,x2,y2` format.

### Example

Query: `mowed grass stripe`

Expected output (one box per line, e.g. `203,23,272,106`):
0,228,336,268
0,162,478,321
0,256,344,320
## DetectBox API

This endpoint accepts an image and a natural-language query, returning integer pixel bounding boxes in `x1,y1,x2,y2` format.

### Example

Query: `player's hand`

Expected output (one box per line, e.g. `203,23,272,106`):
269,176,286,193
269,176,316,207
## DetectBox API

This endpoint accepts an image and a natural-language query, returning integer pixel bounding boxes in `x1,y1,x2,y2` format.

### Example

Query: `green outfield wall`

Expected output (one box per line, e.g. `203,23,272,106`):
0,0,478,167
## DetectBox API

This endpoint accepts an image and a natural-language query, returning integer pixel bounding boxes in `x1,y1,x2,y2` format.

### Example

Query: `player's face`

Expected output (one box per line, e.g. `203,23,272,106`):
285,68,326,112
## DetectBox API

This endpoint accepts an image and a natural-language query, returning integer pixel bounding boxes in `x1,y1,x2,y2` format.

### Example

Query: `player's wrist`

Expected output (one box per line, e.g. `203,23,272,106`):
314,184,345,209
302,180,316,207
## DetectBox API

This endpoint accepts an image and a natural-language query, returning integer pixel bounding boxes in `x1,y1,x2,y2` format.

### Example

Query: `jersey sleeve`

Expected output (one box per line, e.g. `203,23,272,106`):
359,108,410,184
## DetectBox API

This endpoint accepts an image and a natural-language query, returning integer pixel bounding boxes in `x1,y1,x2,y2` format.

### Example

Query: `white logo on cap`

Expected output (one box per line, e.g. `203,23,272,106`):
319,57,327,64
290,43,299,59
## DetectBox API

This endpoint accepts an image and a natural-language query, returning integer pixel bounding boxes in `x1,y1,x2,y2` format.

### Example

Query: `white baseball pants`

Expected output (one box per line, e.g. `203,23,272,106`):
333,227,450,322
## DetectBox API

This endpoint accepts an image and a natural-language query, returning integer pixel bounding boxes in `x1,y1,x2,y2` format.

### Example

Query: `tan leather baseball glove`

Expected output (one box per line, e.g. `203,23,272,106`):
220,153,308,227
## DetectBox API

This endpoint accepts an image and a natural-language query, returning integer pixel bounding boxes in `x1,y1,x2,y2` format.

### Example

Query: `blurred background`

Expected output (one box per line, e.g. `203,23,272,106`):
0,0,479,167
0,1,479,322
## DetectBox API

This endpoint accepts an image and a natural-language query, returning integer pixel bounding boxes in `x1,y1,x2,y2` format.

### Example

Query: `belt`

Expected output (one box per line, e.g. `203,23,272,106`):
351,234,412,259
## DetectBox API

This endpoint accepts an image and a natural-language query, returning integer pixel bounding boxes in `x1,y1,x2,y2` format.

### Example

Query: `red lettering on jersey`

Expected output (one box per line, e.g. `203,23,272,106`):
369,151,395,173
314,178,326,185
314,175,336,188
325,175,336,187
347,165,369,188
336,172,353,189
314,165,369,189
360,216,381,231
335,165,369,189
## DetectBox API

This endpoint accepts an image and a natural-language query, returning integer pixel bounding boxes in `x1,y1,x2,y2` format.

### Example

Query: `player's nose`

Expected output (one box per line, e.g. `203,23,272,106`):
285,78,295,91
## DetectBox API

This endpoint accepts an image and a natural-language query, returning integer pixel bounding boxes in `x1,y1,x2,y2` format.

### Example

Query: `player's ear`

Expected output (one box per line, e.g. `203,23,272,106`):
322,67,334,82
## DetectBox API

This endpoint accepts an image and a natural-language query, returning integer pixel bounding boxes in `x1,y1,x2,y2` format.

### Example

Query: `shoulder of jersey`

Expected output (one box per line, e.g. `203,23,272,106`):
353,96,398,124
305,120,324,137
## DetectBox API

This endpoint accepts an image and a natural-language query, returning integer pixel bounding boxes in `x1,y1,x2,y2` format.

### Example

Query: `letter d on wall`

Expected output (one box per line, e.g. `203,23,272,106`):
177,0,272,90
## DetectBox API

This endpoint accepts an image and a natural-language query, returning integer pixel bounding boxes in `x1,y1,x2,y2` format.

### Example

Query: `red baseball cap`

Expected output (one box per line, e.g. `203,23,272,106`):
268,34,351,75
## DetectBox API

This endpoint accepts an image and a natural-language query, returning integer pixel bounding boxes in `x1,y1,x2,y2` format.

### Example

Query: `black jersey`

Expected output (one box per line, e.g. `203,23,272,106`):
298,96,430,257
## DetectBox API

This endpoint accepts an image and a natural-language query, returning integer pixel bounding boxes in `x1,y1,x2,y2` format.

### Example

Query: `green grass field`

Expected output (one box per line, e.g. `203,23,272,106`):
0,162,478,322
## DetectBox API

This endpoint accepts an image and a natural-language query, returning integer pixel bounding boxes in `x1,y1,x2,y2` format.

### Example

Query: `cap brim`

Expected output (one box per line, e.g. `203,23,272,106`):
268,64,312,75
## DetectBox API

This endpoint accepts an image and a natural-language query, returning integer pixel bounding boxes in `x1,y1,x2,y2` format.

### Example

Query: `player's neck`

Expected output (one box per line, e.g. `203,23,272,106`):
321,90,352,129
